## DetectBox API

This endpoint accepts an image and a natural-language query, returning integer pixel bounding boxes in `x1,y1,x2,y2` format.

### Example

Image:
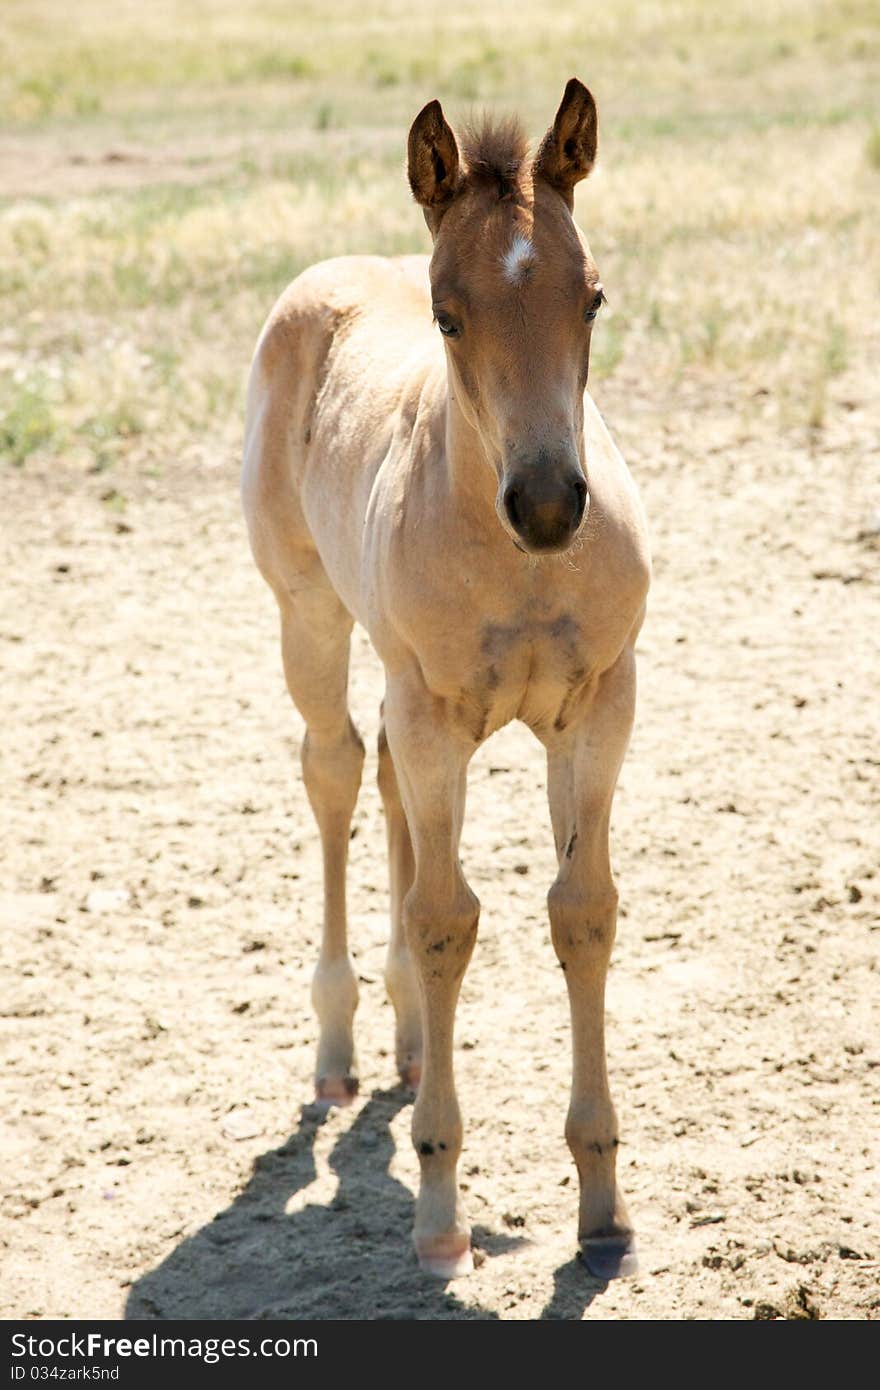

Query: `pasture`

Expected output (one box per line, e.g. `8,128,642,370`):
2,0,878,1319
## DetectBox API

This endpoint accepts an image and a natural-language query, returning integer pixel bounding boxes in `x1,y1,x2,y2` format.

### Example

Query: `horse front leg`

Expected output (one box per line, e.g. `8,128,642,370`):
384,675,478,1278
546,646,639,1279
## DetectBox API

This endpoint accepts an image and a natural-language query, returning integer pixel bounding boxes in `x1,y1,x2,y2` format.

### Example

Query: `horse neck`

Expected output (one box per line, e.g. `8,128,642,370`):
443,386,501,524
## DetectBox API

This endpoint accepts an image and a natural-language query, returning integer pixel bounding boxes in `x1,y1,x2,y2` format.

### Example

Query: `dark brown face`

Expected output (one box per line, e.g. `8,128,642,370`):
430,178,604,553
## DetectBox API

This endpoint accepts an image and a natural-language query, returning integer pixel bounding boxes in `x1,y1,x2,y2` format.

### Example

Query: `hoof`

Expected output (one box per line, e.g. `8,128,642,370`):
414,1232,474,1279
314,1075,358,1109
399,1060,421,1091
579,1232,639,1280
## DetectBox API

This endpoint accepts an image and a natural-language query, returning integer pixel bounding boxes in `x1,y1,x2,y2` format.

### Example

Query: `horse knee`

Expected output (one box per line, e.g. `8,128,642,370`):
301,718,365,819
565,1099,620,1158
404,884,480,967
548,881,618,965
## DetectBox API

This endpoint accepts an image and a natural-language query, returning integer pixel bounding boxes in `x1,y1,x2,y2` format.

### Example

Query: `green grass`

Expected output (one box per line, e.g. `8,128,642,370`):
0,376,59,466
1,0,878,471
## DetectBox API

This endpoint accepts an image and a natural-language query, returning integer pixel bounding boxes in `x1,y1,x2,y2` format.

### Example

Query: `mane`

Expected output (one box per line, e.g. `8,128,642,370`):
460,114,530,198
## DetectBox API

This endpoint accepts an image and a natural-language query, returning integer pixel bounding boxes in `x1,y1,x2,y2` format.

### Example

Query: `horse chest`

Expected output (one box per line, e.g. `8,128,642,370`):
440,612,600,742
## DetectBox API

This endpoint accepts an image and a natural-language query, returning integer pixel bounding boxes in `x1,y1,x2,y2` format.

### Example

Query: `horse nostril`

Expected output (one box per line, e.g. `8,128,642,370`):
504,484,521,529
572,477,588,522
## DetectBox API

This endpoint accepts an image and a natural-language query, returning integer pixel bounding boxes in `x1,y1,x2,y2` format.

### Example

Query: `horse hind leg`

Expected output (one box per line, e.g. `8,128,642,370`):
278,583,365,1107
377,712,421,1089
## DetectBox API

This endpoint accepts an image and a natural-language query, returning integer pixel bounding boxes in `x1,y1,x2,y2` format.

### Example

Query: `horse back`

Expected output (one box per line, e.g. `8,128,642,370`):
241,254,440,611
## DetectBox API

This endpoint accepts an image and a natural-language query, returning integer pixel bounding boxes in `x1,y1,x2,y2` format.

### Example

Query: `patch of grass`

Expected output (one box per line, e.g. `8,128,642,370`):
7,208,53,263
243,52,315,83
0,376,58,466
363,49,401,89
591,317,628,377
647,301,664,334
823,321,848,376
866,126,880,169
804,321,850,430
99,486,128,513
80,401,144,446
807,373,828,431
700,308,725,365
149,347,181,388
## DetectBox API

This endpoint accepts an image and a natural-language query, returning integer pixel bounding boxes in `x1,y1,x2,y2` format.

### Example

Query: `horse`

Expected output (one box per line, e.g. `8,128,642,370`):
241,78,651,1281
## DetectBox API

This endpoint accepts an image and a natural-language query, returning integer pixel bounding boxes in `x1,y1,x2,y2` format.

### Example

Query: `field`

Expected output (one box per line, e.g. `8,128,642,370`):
2,0,878,1320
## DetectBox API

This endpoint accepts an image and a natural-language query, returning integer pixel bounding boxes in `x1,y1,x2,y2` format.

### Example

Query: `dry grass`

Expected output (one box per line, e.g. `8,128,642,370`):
1,0,878,470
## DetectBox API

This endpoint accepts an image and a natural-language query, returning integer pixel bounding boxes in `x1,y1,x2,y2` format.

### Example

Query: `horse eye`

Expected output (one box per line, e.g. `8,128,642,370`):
435,312,461,339
584,290,605,323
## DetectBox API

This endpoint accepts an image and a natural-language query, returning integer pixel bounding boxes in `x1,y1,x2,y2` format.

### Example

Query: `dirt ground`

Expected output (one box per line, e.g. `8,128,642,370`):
2,363,878,1320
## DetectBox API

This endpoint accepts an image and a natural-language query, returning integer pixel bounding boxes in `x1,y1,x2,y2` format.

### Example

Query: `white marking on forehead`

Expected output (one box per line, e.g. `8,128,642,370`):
501,232,535,284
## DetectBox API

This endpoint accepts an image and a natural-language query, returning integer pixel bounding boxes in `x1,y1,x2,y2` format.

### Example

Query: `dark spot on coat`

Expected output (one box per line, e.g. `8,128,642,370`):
439,1141,447,1151
549,614,580,642
553,659,591,733
586,1137,619,1157
419,1141,435,1156
304,425,311,444
455,694,488,744
565,831,578,859
480,622,517,658
486,664,500,691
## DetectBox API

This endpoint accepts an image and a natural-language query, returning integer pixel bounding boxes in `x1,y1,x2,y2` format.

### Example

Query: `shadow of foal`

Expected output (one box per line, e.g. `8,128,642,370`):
125,1089,510,1321
539,1256,610,1321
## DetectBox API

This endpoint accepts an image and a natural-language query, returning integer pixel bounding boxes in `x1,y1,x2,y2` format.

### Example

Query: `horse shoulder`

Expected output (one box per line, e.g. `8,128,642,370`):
583,393,652,616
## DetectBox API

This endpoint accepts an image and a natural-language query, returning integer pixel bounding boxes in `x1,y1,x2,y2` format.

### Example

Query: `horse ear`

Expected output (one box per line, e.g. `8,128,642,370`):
533,78,597,203
407,100,461,214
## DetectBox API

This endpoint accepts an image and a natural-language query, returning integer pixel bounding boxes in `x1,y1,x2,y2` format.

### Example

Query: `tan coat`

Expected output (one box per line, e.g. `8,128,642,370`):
242,80,650,1280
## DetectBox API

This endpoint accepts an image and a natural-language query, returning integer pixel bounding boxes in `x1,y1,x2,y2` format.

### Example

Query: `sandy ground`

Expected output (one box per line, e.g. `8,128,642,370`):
2,367,878,1321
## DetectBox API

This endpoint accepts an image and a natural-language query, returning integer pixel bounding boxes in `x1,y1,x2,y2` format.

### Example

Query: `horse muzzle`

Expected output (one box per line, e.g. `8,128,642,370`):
498,464,589,554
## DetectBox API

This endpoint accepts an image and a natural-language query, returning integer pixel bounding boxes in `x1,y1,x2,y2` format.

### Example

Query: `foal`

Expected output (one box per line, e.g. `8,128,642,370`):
241,79,650,1280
